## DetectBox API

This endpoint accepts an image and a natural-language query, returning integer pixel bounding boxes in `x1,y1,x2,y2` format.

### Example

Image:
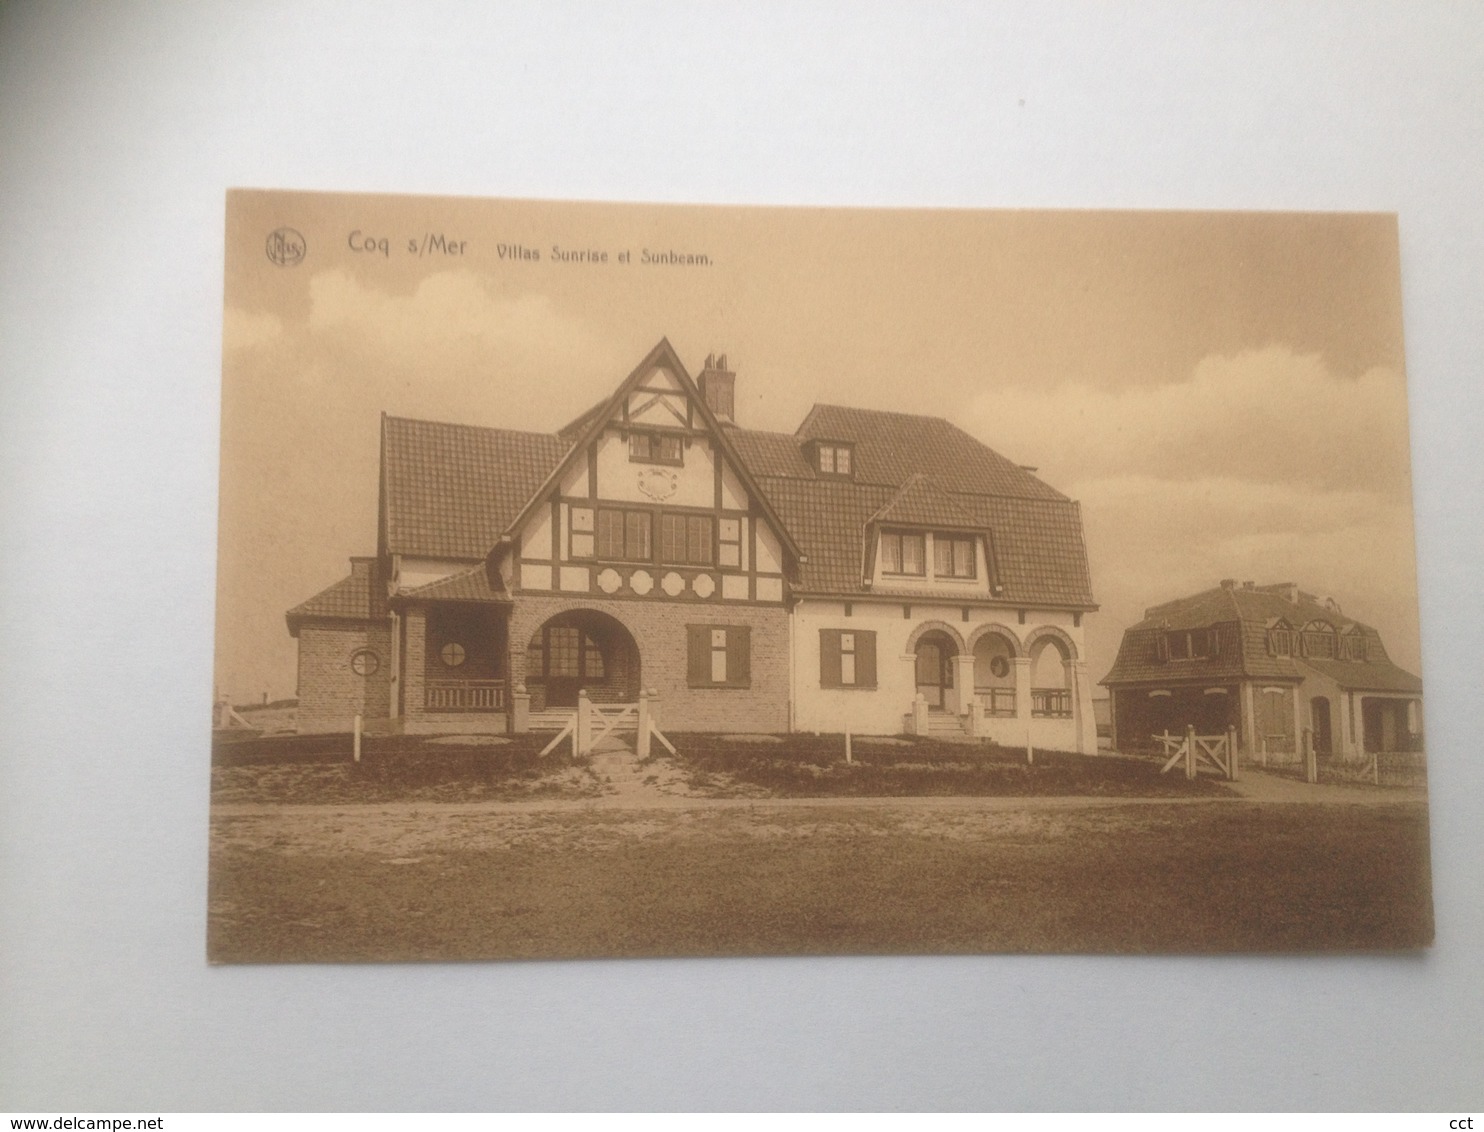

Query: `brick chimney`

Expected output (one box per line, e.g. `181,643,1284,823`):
698,352,736,424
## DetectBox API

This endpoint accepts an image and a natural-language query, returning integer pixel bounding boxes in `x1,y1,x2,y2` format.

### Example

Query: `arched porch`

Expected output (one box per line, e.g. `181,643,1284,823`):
524,609,641,711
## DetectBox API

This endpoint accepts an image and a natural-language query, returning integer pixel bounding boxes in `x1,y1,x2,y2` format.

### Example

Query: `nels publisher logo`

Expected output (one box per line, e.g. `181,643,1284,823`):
265,227,306,267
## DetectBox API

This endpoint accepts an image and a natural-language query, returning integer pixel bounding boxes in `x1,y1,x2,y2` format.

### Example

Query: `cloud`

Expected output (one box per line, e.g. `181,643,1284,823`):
964,346,1413,498
307,269,601,378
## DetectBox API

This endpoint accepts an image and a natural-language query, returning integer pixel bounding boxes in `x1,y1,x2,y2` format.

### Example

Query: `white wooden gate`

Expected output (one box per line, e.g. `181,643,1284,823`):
538,689,674,759
1155,724,1239,780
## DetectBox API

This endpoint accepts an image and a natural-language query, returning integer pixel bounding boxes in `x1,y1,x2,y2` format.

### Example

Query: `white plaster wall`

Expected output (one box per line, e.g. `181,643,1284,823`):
791,599,1091,745
592,430,716,507
754,520,783,574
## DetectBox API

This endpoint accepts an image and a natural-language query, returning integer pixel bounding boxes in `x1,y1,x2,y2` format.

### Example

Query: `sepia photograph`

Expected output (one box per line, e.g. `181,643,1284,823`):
210,190,1431,962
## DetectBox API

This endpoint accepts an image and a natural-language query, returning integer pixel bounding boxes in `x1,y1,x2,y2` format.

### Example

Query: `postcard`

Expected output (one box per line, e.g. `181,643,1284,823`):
211,191,1430,961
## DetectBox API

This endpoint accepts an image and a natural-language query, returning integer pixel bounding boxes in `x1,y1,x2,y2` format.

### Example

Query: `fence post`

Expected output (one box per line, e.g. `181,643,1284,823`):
637,690,651,759
1026,727,1034,766
1185,724,1196,780
913,693,928,736
1226,725,1238,781
577,689,591,756
1372,750,1380,786
845,726,853,764
1260,735,1268,768
353,713,362,763
1303,728,1317,784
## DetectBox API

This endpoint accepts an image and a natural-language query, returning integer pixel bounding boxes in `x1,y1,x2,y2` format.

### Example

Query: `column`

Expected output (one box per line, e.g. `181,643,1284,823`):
1068,658,1094,754
1013,655,1033,722
953,654,976,716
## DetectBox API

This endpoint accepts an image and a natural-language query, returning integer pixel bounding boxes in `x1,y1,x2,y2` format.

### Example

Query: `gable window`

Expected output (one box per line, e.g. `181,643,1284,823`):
880,530,925,576
686,624,751,688
816,443,853,477
1268,626,1293,656
820,629,877,689
629,431,683,466
596,507,652,561
933,534,976,578
1302,622,1336,659
659,513,714,566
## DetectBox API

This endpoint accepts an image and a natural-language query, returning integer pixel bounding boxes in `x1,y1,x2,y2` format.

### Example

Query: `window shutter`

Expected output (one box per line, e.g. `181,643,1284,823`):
856,631,877,687
727,625,751,687
686,625,709,685
820,630,842,688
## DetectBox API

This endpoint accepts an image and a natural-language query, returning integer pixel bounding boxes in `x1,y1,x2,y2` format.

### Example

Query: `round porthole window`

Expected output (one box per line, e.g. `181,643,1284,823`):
349,649,380,676
989,656,1010,679
440,642,466,667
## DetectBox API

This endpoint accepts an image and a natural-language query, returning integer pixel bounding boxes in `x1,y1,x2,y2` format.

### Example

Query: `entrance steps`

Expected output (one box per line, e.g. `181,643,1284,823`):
924,711,971,738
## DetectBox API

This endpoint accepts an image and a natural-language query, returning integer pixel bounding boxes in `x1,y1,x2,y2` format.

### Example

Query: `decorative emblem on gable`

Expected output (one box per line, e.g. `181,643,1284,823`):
637,467,679,502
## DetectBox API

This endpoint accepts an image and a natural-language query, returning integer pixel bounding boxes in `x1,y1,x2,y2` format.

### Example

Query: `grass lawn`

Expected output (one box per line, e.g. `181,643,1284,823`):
208,799,1433,962
667,732,1230,798
211,734,601,806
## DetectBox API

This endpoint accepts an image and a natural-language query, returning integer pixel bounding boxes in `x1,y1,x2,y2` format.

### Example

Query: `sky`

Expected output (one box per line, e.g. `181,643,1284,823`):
217,190,1420,703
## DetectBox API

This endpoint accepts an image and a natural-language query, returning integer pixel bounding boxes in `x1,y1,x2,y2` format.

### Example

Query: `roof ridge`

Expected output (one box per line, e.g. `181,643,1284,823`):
384,413,567,442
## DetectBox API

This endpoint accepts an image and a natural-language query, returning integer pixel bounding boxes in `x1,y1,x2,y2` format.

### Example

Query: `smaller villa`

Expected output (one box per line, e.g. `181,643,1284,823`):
1101,580,1423,760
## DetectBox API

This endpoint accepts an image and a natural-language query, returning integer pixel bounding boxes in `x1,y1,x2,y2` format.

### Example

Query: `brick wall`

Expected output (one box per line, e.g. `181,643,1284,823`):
509,595,790,733
295,619,393,733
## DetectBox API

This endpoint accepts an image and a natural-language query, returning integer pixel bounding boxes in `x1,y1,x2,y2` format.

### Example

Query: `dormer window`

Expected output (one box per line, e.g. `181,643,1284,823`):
1301,620,1336,659
815,442,853,477
1339,629,1368,662
629,431,683,466
1268,626,1294,656
1160,628,1215,661
933,534,976,579
880,530,925,575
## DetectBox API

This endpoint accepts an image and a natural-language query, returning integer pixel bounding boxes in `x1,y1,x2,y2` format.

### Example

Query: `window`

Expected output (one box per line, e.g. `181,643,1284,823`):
1302,622,1336,658
880,530,925,575
629,431,683,466
1340,632,1368,662
440,642,466,668
659,513,714,565
1164,628,1215,661
529,627,605,679
686,624,751,687
933,534,976,578
1268,627,1293,656
819,629,877,689
349,649,380,676
596,508,652,561
816,443,853,477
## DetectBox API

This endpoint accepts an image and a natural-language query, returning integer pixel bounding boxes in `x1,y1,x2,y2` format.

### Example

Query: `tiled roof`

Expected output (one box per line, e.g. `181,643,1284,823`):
285,558,386,634
728,429,816,478
796,404,1067,499
1101,582,1422,692
382,416,569,559
870,474,982,530
751,477,1095,605
394,563,510,604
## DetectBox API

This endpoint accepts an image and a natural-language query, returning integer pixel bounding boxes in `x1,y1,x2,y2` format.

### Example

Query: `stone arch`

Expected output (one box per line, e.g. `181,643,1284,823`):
904,619,967,655
1022,623,1079,661
965,622,1023,657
